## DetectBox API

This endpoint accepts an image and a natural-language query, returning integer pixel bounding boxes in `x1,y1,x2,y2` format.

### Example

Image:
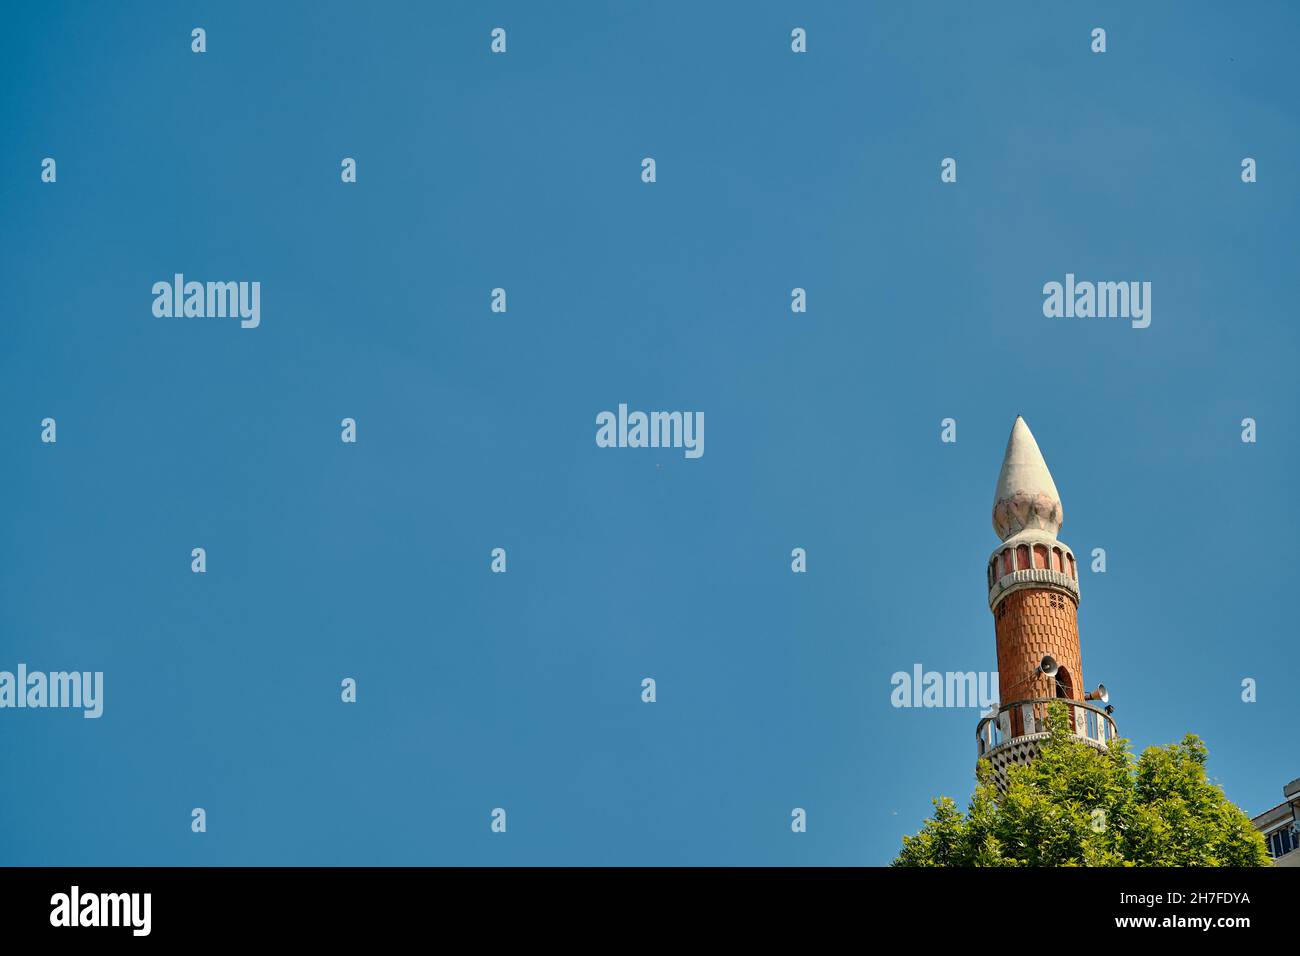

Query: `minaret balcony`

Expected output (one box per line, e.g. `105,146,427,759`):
988,567,1079,608
975,698,1118,777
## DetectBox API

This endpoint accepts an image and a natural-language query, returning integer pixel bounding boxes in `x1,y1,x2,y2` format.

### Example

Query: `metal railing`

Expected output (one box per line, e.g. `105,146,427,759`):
975,697,1117,758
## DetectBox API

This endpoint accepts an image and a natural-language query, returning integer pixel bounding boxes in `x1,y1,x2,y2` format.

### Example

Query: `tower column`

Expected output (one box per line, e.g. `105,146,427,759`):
976,417,1114,781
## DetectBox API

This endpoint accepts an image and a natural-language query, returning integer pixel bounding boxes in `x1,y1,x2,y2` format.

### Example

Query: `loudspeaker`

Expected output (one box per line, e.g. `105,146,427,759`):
1085,684,1108,703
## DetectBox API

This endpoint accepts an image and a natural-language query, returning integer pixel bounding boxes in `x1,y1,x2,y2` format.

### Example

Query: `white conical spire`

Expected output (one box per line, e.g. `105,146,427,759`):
992,416,1063,540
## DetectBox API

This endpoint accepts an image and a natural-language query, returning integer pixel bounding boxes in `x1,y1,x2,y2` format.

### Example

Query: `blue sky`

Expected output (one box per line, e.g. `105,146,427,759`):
1,1,1297,865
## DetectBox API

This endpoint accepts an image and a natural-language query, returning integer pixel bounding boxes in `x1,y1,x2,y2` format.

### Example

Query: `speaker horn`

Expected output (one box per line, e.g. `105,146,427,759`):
1085,684,1109,704
1035,655,1059,678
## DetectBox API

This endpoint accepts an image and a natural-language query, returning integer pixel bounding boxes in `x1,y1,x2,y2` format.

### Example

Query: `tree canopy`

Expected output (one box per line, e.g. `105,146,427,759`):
894,703,1270,867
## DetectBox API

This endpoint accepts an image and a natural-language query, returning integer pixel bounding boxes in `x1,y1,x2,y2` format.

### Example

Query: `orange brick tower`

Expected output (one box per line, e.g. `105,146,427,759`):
975,417,1116,781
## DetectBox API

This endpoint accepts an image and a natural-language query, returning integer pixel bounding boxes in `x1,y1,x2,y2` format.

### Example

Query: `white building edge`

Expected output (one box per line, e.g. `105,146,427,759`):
1252,777,1300,867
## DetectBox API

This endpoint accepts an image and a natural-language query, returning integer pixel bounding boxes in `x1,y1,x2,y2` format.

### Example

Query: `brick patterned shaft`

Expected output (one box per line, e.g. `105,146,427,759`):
993,588,1082,703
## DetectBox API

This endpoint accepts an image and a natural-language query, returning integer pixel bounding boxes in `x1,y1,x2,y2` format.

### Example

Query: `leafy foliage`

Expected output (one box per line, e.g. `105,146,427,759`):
894,703,1270,867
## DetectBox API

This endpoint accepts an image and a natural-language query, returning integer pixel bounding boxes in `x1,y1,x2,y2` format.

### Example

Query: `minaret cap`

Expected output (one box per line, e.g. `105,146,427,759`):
992,416,1063,540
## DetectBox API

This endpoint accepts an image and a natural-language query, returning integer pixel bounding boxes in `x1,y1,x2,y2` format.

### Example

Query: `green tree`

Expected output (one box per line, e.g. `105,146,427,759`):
894,703,1270,867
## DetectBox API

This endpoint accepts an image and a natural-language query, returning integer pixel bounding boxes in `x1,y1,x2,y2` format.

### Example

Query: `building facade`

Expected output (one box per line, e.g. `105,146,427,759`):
976,417,1117,783
1252,778,1300,867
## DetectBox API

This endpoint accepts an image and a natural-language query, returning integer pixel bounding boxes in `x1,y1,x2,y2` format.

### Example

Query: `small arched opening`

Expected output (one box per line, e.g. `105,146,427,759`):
1055,666,1076,732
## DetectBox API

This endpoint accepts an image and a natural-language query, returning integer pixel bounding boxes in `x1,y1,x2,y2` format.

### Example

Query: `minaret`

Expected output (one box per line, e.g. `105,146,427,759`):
976,417,1116,781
